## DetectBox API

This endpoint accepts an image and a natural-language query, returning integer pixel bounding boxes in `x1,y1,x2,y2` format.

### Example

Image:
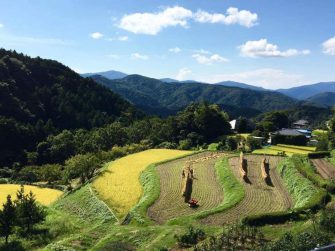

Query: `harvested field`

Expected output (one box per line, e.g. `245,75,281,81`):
201,155,293,225
148,152,226,223
311,159,335,180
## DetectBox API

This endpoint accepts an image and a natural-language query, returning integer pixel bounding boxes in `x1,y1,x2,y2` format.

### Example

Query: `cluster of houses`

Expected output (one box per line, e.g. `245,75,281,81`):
269,119,313,144
230,119,314,145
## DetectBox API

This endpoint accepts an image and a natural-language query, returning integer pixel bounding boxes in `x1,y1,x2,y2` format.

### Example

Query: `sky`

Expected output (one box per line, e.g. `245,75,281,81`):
0,0,334,89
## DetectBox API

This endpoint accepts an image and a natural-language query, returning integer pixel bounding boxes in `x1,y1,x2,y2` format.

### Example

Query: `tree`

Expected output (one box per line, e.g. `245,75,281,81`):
236,117,250,133
15,186,45,234
64,153,101,184
246,136,262,151
0,195,16,244
225,137,237,151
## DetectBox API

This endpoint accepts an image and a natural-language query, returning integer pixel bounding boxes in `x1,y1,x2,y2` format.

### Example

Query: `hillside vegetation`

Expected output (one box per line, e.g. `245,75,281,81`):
91,74,297,117
0,49,141,167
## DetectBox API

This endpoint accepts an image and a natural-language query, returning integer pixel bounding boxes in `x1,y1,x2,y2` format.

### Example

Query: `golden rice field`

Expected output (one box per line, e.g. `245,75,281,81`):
0,184,63,207
92,149,191,219
253,144,315,156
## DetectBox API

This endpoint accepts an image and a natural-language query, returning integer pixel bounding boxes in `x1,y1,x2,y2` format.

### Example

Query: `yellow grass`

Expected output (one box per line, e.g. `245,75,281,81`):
92,149,191,218
0,184,63,207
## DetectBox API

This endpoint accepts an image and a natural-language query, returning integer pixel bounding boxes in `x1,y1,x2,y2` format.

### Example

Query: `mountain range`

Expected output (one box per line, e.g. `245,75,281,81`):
90,74,297,117
81,70,335,106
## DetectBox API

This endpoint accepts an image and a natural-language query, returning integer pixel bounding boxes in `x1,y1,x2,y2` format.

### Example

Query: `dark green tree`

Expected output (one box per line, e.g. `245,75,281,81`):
0,195,16,244
64,153,101,183
15,186,46,234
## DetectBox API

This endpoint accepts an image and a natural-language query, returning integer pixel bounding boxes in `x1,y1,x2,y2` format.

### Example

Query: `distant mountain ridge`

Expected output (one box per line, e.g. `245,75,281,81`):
277,82,335,100
84,69,335,104
90,74,297,117
306,92,335,107
215,81,266,91
81,70,127,80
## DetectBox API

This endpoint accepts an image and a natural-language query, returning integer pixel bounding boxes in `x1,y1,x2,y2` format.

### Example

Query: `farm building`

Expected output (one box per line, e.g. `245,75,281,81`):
292,119,309,129
269,128,309,145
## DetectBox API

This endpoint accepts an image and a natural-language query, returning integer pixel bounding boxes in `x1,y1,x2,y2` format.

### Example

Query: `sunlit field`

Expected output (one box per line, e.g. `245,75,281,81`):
253,144,315,156
0,184,63,207
92,149,191,219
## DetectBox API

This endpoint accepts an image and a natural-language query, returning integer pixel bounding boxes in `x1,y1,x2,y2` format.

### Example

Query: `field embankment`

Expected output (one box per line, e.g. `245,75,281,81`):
201,155,293,225
277,157,327,210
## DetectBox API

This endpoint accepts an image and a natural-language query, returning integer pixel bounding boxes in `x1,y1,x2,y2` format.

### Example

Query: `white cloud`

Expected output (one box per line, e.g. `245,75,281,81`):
0,24,3,28
176,67,192,81
239,39,310,58
118,36,128,41
196,68,305,89
322,36,335,55
119,6,192,35
90,32,104,39
118,6,258,35
194,7,258,28
131,52,149,60
169,47,181,53
192,53,229,65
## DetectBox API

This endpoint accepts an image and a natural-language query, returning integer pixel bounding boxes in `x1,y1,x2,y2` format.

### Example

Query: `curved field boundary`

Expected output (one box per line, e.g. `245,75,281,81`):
311,159,335,180
92,149,190,221
148,152,228,224
200,155,293,225
127,151,201,225
89,185,119,223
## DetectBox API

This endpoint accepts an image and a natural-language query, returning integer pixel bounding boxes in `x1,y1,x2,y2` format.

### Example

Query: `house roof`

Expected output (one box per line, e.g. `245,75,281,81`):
273,128,304,136
293,119,309,125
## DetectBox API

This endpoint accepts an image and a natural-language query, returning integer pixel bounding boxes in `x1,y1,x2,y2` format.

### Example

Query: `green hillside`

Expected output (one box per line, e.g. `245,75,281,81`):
91,74,297,117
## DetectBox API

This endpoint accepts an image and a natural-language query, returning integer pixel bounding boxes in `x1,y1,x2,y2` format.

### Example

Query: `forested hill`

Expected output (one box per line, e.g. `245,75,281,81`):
91,74,297,117
0,49,140,129
0,49,141,166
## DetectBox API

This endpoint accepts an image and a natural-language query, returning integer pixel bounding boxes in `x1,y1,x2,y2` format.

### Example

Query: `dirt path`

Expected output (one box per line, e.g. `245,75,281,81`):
200,155,293,225
148,152,227,224
311,159,335,180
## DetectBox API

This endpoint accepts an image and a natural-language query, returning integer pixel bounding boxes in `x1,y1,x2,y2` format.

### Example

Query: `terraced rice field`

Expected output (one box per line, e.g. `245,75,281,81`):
92,149,190,219
201,155,293,225
0,184,63,207
253,144,315,156
311,159,335,180
148,152,227,223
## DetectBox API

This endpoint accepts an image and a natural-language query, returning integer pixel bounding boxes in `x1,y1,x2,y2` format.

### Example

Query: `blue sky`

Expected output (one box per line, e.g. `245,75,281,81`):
0,0,334,89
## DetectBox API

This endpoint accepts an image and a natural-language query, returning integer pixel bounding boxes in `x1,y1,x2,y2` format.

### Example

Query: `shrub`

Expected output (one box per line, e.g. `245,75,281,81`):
194,223,265,251
176,226,206,247
263,231,331,251
308,151,330,159
319,210,335,233
0,178,7,184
